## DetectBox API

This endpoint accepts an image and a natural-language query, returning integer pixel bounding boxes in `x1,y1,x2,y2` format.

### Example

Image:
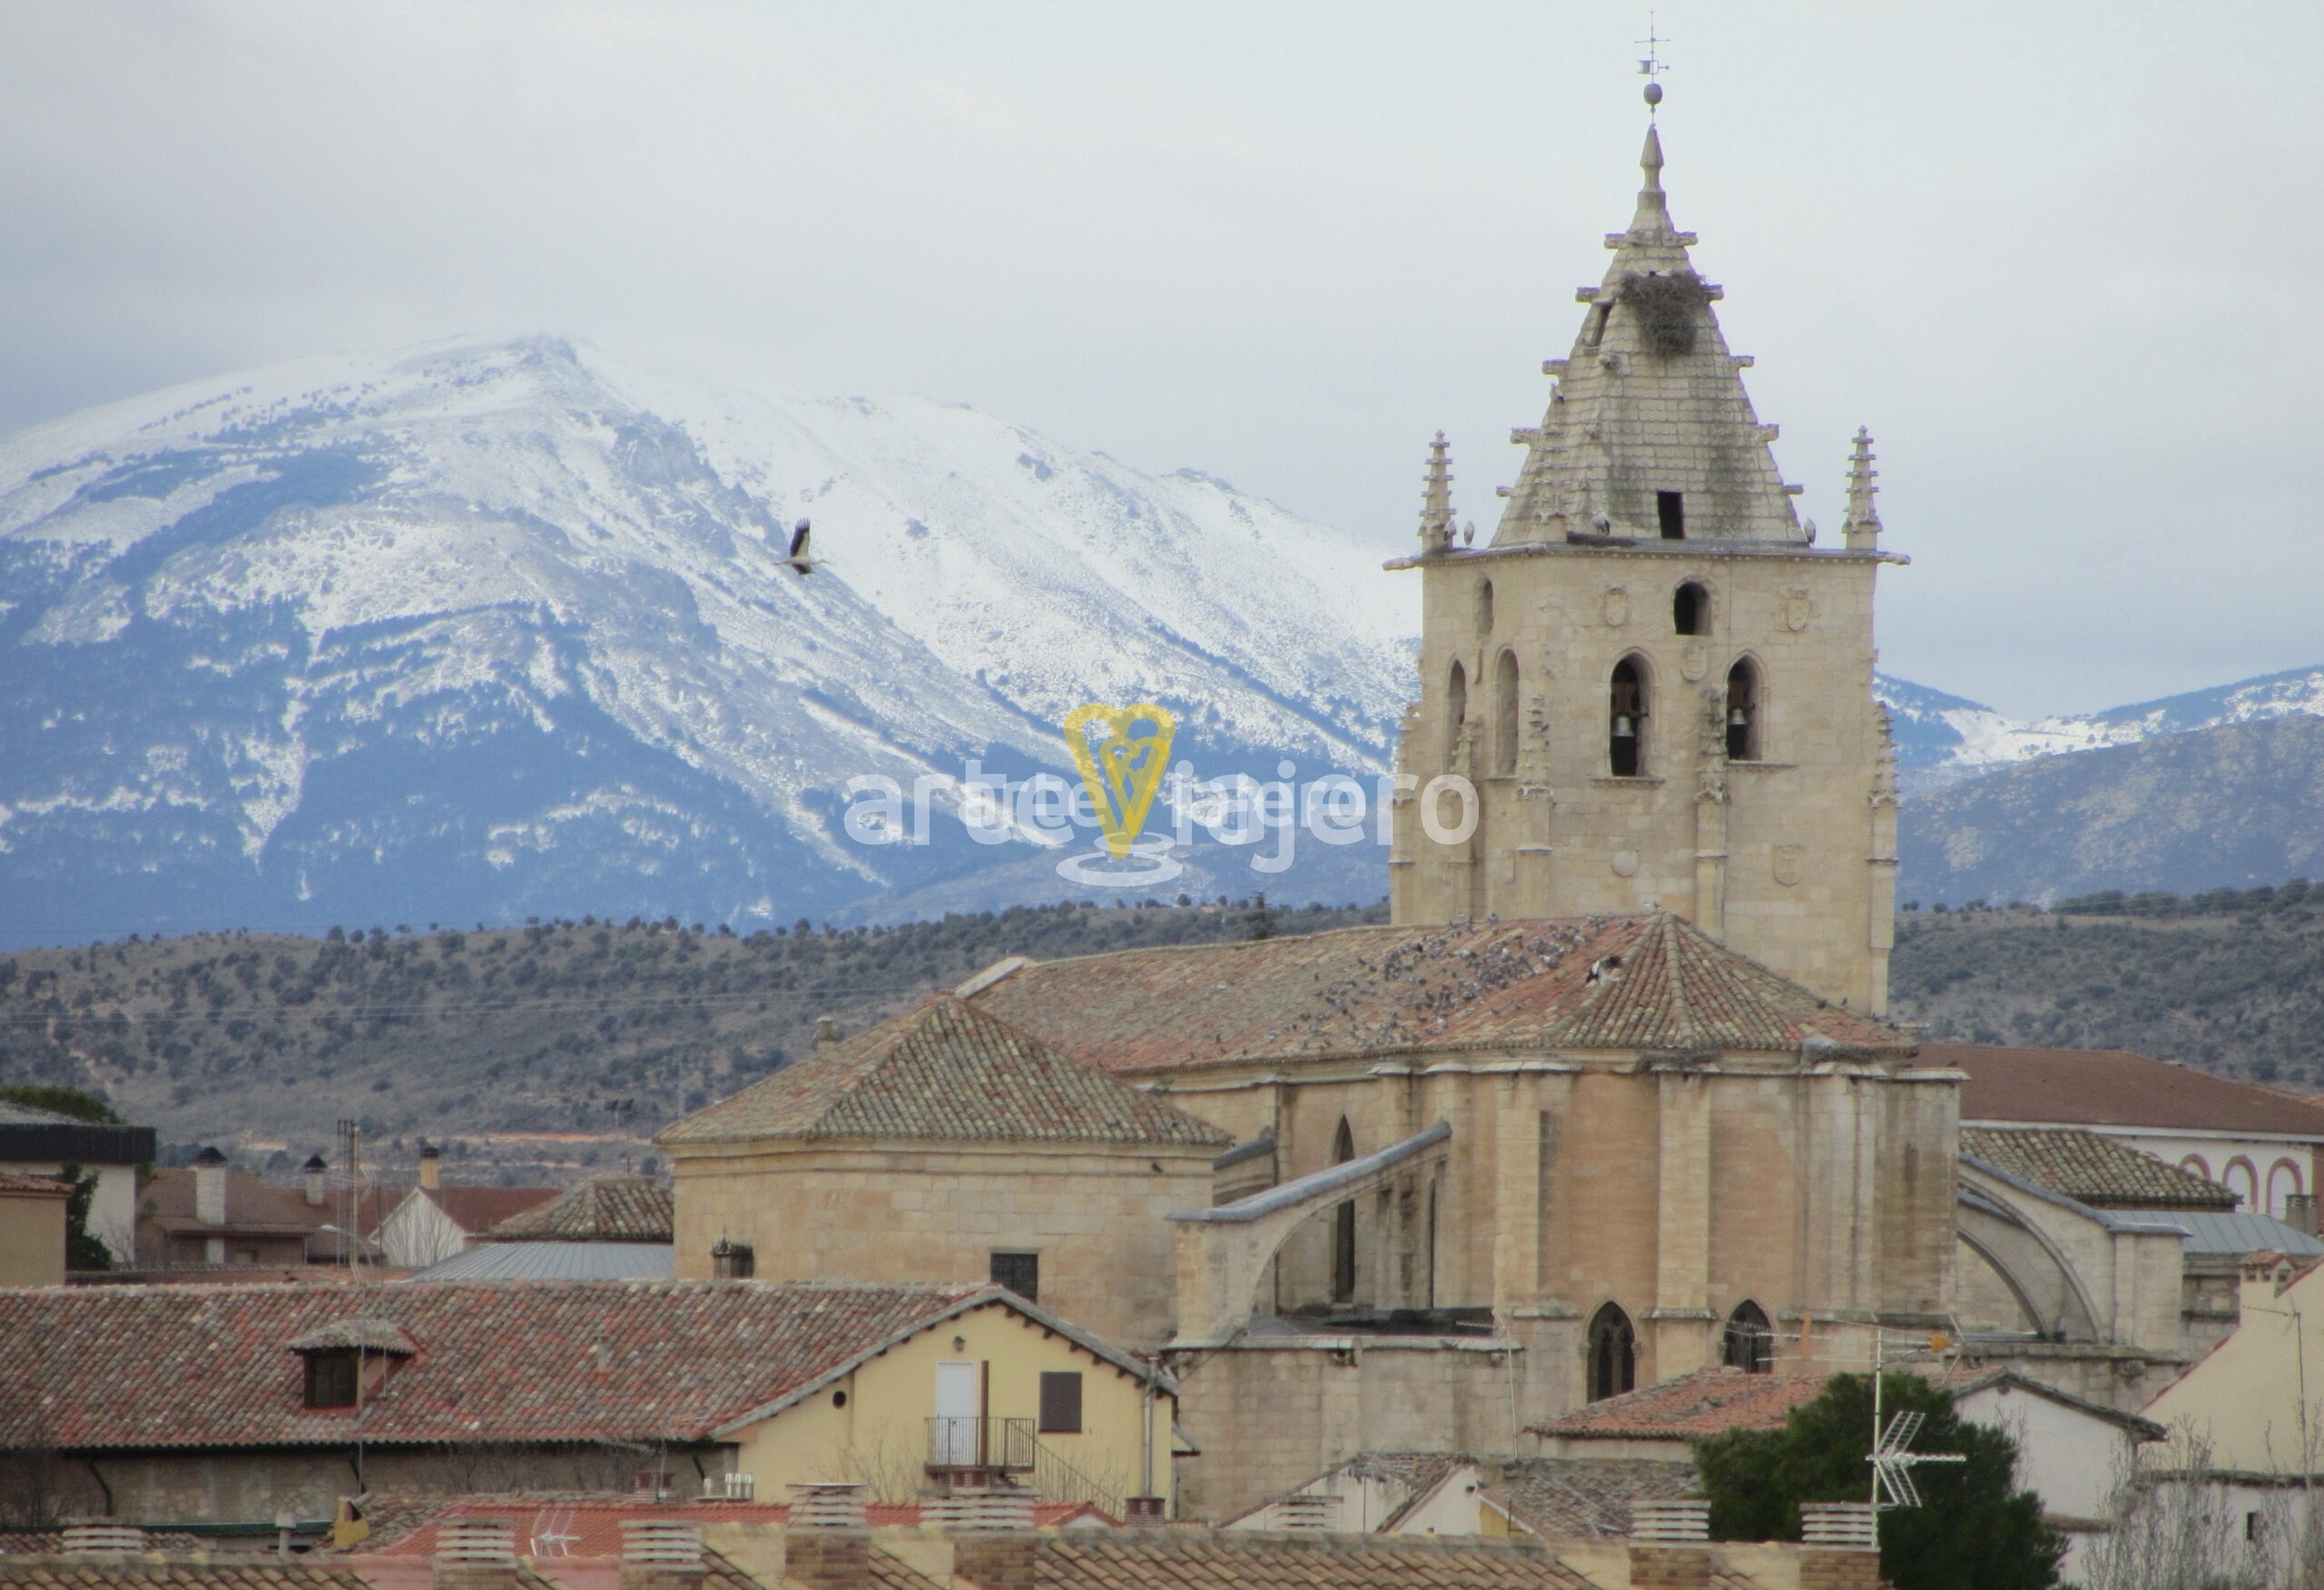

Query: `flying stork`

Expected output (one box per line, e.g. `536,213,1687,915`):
780,518,822,577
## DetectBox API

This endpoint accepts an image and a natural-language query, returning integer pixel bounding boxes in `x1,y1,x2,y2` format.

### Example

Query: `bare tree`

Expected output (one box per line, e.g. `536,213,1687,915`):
2082,1427,2317,1590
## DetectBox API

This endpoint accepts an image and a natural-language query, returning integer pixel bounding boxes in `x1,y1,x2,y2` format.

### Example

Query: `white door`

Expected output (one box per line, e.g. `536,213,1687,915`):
934,1360,980,1465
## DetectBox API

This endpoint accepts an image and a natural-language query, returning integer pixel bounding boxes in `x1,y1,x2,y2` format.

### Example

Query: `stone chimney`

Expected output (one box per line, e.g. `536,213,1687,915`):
419,1141,442,1192
61,1526,145,1560
302,1154,329,1208
2287,1193,2318,1239
433,1518,519,1590
618,1520,704,1590
192,1147,230,1227
813,1016,840,1049
1799,1502,1881,1590
784,1483,869,1590
944,1488,1037,1590
1628,1499,1711,1590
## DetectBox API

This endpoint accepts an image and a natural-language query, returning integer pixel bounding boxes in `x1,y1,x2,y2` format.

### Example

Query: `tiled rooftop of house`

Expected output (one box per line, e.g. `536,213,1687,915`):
968,914,1908,1075
0,1562,376,1590
661,995,1232,1149
490,1178,673,1242
0,1279,1027,1449
0,1170,66,1194
1961,1126,2239,1210
1527,1369,1822,1442
1022,1534,1597,1588
1491,1457,1704,1537
1935,1042,2324,1138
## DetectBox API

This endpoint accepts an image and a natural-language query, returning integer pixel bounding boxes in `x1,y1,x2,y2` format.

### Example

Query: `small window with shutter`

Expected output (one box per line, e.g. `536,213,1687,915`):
1038,1371,1083,1435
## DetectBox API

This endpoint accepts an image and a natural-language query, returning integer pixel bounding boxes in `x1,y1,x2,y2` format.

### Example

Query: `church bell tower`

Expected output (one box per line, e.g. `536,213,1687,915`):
1388,114,1905,1016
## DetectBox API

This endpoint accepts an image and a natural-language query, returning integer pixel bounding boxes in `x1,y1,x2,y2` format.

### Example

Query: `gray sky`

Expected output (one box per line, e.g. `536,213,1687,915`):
5,1,2319,716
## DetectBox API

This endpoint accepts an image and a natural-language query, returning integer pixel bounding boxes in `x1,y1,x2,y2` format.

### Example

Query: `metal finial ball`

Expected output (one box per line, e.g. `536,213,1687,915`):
1643,82,1663,107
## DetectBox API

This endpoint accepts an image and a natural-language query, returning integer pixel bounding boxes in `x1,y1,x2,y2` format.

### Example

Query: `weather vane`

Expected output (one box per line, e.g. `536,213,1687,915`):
1638,13,1669,111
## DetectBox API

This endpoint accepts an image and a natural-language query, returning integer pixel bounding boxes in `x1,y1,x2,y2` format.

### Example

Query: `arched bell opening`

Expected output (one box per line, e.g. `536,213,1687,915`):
1609,656,1649,777
1726,657,1762,762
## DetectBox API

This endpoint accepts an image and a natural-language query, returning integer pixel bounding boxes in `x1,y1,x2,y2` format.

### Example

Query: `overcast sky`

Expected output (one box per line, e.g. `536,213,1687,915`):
4,2,2319,716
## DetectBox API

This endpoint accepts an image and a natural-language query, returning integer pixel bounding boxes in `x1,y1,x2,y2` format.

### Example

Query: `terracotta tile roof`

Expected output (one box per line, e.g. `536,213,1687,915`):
0,1279,1009,1449
409,1187,564,1236
1935,1043,2324,1139
1527,1370,1822,1442
0,1172,66,1196
969,915,1906,1075
660,996,1232,1149
356,1498,1105,1557
1021,1533,1596,1587
283,1317,419,1354
0,1561,375,1590
1488,1457,1702,1538
1960,1127,2238,1210
140,1169,328,1238
490,1180,673,1242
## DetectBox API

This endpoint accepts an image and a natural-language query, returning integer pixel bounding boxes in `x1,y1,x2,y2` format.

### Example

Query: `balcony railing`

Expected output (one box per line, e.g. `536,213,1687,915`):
924,1418,1122,1517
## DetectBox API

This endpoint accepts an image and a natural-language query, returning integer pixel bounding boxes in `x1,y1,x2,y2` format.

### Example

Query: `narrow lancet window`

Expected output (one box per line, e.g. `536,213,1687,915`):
1726,659,1760,761
1588,1303,1637,1401
1609,657,1649,777
1672,581,1707,636
1445,661,1468,769
1476,578,1495,637
1492,651,1521,776
1658,491,1686,539
1722,1301,1774,1374
1331,1119,1357,1303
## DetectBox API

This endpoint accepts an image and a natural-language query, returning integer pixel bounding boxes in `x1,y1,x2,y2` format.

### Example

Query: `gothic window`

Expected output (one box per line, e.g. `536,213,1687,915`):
1476,578,1495,637
1587,1303,1636,1401
1446,660,1468,767
1672,581,1708,636
1722,1301,1774,1375
1609,657,1649,777
1658,491,1686,539
1726,659,1761,761
1332,1118,1356,1304
1492,651,1521,776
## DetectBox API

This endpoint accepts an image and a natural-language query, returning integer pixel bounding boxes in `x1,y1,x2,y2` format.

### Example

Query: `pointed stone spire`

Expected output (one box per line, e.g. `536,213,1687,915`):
1842,427,1882,550
1418,431,1456,554
1489,123,1804,548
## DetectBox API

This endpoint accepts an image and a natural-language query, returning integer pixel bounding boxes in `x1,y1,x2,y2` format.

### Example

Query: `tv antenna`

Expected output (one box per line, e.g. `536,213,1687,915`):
1638,14,1669,111
1869,1328,1966,1509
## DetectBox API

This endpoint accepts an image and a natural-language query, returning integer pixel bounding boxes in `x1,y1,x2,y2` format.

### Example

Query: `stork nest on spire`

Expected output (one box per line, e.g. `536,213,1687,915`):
1619,270,1708,358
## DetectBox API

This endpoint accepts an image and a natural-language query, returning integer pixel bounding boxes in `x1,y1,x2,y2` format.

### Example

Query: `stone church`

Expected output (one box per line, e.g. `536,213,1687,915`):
663,118,2197,1523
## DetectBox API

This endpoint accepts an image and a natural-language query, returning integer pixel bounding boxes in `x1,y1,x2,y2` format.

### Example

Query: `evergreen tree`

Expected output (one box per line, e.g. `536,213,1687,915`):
1694,1372,2063,1590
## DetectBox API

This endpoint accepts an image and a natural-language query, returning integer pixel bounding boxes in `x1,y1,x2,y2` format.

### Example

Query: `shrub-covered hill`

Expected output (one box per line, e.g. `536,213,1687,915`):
1886,882,2324,1089
0,897,1383,1178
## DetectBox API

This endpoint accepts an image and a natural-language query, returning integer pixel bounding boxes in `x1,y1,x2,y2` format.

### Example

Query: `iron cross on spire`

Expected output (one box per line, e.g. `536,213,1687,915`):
1638,14,1669,111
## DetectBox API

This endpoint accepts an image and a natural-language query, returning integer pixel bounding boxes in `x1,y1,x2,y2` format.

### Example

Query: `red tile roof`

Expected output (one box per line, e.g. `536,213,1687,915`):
140,1168,329,1238
1960,1127,2238,1210
661,996,1232,1148
490,1180,672,1242
970,915,1905,1074
0,1279,1010,1450
1935,1043,2324,1139
1024,1534,1596,1588
403,1186,563,1235
1526,1370,1823,1442
0,1172,66,1196
0,1561,375,1590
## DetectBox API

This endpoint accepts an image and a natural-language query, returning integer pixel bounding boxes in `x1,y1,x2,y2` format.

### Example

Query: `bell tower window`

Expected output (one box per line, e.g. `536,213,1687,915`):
1722,1300,1774,1374
1476,578,1494,636
1657,491,1685,539
1726,659,1760,761
1492,651,1521,776
1609,657,1649,777
1672,582,1707,636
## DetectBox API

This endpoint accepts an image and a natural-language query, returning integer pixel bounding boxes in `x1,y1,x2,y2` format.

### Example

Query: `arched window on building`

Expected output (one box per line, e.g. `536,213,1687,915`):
1587,1302,1637,1401
1726,658,1762,762
1672,581,1708,636
2223,1157,2260,1210
2179,1154,2211,1181
1492,651,1521,776
1721,1301,1774,1375
1609,657,1649,777
1476,578,1495,637
1332,1118,1357,1304
2268,1159,2305,1220
1445,661,1468,768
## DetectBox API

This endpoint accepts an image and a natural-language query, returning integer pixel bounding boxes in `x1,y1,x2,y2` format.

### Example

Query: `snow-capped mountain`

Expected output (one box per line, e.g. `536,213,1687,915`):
1877,666,2324,795
0,336,1416,944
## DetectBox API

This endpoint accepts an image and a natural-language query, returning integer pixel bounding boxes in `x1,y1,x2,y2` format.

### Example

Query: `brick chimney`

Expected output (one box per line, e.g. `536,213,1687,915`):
784,1483,869,1590
618,1520,704,1590
419,1142,442,1192
1628,1499,1711,1590
192,1147,230,1227
944,1487,1037,1590
433,1518,519,1590
1800,1503,1881,1590
302,1154,329,1208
